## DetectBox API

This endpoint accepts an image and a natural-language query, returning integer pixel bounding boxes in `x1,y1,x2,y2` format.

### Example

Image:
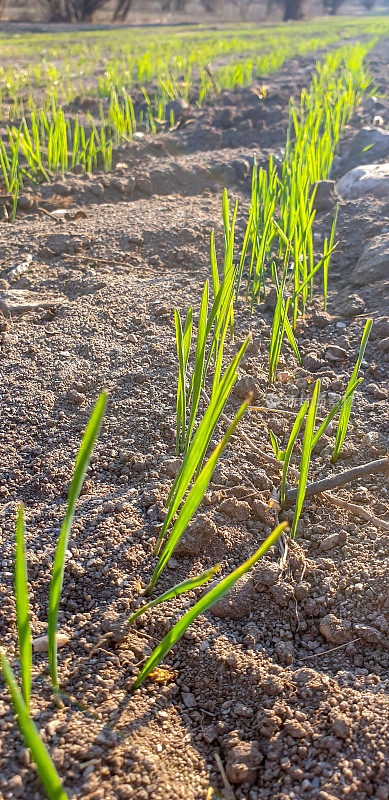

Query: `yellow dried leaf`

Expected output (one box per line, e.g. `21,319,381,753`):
148,667,178,685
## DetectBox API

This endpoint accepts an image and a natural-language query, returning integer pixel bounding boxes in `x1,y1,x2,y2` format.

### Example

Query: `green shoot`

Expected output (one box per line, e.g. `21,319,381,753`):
0,649,68,800
311,377,363,451
332,319,372,463
323,204,338,312
148,396,251,594
269,278,300,384
269,430,286,461
134,523,287,689
48,392,107,697
155,337,250,558
175,195,239,456
14,504,31,711
185,283,208,451
269,288,288,384
175,307,193,453
291,380,321,538
280,400,308,507
128,566,221,626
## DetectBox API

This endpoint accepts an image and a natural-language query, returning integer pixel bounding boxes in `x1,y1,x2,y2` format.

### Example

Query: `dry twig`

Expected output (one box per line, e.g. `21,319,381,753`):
203,394,389,532
38,207,63,223
284,458,389,504
322,492,389,531
299,638,361,661
214,752,235,800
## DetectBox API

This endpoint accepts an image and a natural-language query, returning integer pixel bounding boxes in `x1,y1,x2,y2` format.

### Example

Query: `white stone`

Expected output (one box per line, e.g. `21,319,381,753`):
336,162,389,200
32,633,70,652
351,233,389,286
344,126,389,168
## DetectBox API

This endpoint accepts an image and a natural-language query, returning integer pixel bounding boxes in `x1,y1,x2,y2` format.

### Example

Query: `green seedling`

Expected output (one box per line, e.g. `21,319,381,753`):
154,337,249,559
269,430,286,462
332,319,372,463
185,283,208,451
323,204,338,312
14,505,31,711
128,566,221,625
134,522,287,688
0,649,68,800
239,43,371,328
280,400,308,508
175,194,239,455
175,306,193,453
48,392,107,698
311,377,363,451
148,395,251,593
268,271,301,384
291,379,321,538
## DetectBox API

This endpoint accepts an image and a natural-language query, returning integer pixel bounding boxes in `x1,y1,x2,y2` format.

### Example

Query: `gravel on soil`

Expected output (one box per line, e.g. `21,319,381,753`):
0,38,388,800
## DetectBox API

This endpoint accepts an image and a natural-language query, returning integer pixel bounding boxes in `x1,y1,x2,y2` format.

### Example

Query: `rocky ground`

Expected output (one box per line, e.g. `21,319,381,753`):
0,38,388,800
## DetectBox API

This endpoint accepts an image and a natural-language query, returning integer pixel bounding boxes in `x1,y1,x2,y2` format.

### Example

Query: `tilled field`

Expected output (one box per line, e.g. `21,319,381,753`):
0,34,388,800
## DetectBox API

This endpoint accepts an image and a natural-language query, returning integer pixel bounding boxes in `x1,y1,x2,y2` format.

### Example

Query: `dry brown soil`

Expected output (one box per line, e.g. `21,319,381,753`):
0,39,388,800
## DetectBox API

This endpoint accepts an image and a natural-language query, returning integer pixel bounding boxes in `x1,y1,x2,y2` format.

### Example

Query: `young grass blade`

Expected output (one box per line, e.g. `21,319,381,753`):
185,286,208,449
48,392,107,695
269,286,283,384
205,263,237,375
293,242,338,299
269,430,286,462
332,319,372,463
311,377,362,451
134,522,287,688
211,292,235,397
154,337,249,557
291,380,321,538
175,308,192,453
236,205,254,296
175,310,185,453
15,504,31,711
283,313,302,365
128,565,221,625
222,187,230,247
323,203,338,311
280,400,308,507
148,396,250,593
0,649,68,800
269,291,295,384
210,230,219,299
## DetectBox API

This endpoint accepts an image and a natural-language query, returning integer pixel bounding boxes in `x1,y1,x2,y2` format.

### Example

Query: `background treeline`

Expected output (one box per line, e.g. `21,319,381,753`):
0,0,384,23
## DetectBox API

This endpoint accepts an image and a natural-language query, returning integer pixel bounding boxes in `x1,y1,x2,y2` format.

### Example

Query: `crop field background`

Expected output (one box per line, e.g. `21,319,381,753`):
0,11,388,800
0,17,389,216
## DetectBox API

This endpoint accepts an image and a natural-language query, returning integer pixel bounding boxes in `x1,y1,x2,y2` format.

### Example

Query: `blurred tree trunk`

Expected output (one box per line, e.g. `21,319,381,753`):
200,0,219,12
283,0,303,20
45,0,110,21
322,0,347,12
113,0,133,20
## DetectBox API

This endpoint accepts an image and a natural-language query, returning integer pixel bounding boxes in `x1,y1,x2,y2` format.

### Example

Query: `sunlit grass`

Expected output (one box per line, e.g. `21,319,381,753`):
1,21,387,219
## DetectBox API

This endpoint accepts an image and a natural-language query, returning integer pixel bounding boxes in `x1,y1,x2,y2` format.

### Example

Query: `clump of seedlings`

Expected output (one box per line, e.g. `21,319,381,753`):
269,319,372,535
1,390,285,797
